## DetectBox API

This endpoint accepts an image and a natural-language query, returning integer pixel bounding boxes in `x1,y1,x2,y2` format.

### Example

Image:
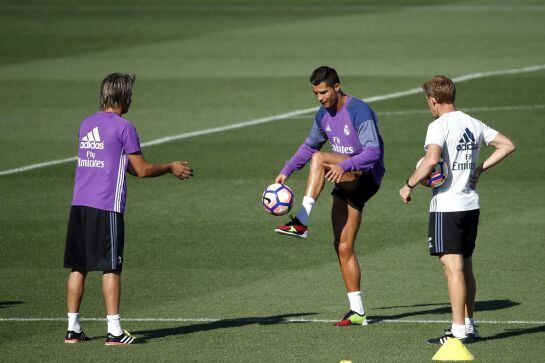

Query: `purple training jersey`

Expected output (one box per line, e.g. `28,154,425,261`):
72,111,141,214
281,96,385,185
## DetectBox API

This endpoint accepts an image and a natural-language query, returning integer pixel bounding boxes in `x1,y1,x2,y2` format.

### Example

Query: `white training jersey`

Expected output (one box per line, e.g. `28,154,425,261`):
424,111,498,212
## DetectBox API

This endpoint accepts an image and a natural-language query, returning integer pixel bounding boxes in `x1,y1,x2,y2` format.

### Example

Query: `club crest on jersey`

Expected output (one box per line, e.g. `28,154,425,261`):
344,124,350,136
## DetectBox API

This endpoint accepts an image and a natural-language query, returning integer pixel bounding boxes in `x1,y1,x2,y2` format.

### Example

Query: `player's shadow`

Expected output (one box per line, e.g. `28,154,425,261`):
133,312,319,343
370,299,519,321
479,325,545,342
0,301,23,309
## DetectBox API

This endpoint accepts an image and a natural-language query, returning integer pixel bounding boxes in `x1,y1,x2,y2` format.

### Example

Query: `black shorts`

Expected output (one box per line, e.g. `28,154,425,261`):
331,172,380,211
428,209,479,258
64,206,125,272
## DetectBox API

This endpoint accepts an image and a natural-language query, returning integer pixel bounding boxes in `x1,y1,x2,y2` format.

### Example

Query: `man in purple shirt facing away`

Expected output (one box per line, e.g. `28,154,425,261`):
274,66,384,326
63,73,193,345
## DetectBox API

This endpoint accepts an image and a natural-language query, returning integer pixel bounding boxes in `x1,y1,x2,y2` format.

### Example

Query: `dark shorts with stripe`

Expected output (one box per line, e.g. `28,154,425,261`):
428,209,480,258
64,206,125,272
331,172,380,211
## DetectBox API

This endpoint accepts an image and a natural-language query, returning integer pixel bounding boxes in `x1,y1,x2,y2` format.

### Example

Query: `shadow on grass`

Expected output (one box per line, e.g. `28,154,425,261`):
371,299,519,321
133,312,319,343
0,301,23,309
480,325,545,342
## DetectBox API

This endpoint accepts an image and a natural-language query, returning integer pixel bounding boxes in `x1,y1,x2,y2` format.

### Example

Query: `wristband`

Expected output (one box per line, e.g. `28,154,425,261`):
405,179,415,189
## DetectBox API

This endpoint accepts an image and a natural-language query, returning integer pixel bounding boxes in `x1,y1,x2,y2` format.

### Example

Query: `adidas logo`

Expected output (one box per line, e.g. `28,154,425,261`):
456,128,478,151
325,125,331,132
80,127,104,150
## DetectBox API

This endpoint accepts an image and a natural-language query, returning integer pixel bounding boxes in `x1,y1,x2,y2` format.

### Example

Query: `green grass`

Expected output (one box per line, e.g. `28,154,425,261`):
1,0,545,361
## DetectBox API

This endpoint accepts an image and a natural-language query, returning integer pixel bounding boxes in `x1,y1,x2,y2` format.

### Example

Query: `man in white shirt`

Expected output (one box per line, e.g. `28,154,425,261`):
399,75,516,344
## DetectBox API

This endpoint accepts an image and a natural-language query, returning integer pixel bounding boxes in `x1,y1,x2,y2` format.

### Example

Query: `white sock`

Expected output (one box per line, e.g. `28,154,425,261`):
451,323,467,338
347,291,365,315
295,196,315,226
465,317,475,333
107,314,123,336
67,312,81,333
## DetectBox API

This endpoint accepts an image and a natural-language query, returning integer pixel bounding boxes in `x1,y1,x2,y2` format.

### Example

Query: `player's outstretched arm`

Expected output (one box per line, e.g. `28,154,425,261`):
275,173,288,184
470,133,515,188
127,152,193,180
276,122,326,185
399,144,442,204
323,163,345,184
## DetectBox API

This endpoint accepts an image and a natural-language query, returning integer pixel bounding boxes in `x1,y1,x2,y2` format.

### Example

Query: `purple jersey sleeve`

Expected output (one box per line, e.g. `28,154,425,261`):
280,113,327,177
339,147,381,172
121,122,141,154
339,100,384,173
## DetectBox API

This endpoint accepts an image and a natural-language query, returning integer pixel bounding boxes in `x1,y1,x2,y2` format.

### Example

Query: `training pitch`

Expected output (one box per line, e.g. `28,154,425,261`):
1,0,544,361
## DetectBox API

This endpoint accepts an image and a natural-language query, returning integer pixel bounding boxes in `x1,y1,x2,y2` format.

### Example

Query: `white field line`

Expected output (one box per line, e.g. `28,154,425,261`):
1,64,545,177
291,104,545,119
0,317,544,325
1,5,544,12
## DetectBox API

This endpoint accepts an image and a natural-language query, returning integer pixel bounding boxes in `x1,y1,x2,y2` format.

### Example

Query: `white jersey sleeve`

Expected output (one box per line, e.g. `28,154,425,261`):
480,121,499,144
424,120,446,150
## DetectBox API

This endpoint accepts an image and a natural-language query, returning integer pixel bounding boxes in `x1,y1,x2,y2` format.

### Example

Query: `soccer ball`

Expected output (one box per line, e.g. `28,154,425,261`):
416,157,448,188
262,183,294,216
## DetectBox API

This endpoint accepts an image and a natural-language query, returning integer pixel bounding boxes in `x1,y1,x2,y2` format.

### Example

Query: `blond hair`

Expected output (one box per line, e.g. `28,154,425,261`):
422,75,456,104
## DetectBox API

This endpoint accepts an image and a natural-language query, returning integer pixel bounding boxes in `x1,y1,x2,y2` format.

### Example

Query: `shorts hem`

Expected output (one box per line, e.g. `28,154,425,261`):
429,250,463,256
64,264,123,272
429,250,474,258
331,193,364,211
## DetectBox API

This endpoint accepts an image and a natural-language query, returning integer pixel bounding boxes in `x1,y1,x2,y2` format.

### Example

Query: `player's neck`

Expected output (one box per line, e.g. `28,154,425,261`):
102,107,123,116
335,93,348,111
435,103,456,117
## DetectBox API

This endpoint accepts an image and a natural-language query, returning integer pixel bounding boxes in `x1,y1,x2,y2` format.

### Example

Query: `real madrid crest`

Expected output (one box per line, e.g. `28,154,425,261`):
344,124,350,136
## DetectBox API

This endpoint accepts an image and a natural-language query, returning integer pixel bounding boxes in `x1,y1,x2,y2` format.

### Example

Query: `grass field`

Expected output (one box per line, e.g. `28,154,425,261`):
1,0,545,361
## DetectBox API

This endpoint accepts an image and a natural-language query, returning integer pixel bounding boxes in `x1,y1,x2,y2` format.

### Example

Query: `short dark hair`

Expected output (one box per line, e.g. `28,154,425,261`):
100,73,136,111
422,75,456,104
309,66,340,87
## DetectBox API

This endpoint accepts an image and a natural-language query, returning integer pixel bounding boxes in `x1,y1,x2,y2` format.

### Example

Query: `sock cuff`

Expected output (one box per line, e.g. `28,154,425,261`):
451,323,466,338
347,291,362,297
302,196,316,204
67,312,81,333
107,314,120,320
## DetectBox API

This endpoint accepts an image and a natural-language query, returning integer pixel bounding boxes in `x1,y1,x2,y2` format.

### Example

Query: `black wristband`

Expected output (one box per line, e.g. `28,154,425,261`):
405,179,415,189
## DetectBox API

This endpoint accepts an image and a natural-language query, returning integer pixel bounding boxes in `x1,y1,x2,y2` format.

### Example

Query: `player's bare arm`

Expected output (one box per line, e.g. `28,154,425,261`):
324,163,345,183
470,133,516,188
127,152,193,180
399,143,442,204
275,173,288,184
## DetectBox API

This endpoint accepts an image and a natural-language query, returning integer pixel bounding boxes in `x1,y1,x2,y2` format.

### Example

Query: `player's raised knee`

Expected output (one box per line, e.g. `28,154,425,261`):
310,151,327,166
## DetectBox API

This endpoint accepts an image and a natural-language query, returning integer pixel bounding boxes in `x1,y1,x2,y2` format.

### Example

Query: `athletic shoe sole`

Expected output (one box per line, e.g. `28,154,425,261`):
105,331,135,345
274,228,308,239
335,319,368,326
64,339,88,344
335,321,368,326
105,341,133,346
64,330,90,344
